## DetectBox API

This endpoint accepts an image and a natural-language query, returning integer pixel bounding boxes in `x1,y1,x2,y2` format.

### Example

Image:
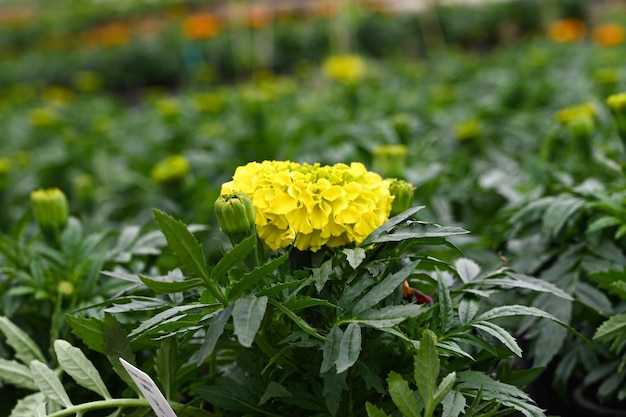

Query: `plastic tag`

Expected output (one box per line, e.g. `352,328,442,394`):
119,358,177,417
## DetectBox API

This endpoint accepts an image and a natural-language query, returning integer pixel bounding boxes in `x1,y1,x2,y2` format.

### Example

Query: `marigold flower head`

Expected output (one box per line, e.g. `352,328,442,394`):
455,119,483,142
183,13,221,40
221,161,393,252
548,18,587,43
556,103,596,143
593,23,626,47
322,55,366,84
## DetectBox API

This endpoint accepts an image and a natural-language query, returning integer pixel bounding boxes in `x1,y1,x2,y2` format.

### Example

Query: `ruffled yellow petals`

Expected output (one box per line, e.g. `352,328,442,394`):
221,160,393,252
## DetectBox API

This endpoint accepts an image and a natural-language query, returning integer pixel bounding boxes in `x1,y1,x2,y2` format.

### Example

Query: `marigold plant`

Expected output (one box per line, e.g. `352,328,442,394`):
548,18,587,43
220,161,393,251
592,23,626,47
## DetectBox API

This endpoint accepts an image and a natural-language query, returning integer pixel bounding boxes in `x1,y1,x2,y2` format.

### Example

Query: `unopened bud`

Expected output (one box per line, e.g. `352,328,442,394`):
556,103,596,154
31,188,68,233
372,144,408,179
607,93,626,143
214,192,257,245
388,179,415,216
151,155,190,186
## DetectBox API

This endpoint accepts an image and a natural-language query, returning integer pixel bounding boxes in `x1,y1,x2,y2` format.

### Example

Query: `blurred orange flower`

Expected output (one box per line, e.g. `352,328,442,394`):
183,13,221,40
548,18,587,43
90,22,132,47
593,23,626,47
312,0,338,18
246,5,272,29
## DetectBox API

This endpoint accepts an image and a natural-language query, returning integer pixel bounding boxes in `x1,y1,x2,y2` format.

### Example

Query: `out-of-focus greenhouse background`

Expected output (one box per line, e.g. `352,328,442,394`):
0,0,620,91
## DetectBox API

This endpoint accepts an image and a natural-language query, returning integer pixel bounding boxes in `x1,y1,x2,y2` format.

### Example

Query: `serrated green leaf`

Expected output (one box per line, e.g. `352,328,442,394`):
365,402,391,417
284,296,339,312
354,304,428,328
458,299,479,326
343,247,366,269
270,299,326,340
258,381,292,406
154,338,177,400
54,339,111,399
434,372,456,408
594,313,626,345
194,304,234,366
455,258,480,283
30,360,73,408
336,323,361,373
139,275,204,294
228,252,289,301
210,234,255,284
0,316,46,365
9,393,47,417
437,341,475,361
351,260,420,315
313,259,333,293
476,304,584,342
474,274,572,300
321,326,343,373
361,206,426,246
586,215,622,235
441,391,466,417
128,305,203,340
387,371,421,417
542,195,585,239
575,282,613,315
0,358,37,390
438,272,454,334
66,315,105,354
102,314,138,395
153,209,210,282
233,295,268,347
471,321,522,357
415,329,439,417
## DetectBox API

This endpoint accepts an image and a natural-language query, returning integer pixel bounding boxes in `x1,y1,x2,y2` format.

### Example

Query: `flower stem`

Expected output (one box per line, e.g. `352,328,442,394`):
46,398,217,417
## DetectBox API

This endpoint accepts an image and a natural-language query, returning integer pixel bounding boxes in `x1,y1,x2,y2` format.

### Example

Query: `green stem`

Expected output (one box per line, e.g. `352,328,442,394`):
46,399,217,417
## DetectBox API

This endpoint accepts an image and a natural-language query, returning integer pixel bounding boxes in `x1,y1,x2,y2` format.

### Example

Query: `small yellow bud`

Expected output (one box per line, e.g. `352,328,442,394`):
57,281,74,296
150,155,190,185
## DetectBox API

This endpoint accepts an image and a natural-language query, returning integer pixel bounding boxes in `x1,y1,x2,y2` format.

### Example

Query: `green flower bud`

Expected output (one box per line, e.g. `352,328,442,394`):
390,113,411,142
607,92,626,144
57,281,74,296
214,192,257,245
556,103,596,155
372,144,408,179
388,179,415,216
150,155,190,186
31,188,69,234
454,118,483,142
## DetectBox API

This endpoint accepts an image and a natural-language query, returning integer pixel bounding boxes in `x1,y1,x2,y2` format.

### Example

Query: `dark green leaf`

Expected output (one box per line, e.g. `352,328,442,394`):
361,206,426,246
54,339,111,399
458,299,479,326
210,234,256,285
155,338,177,400
321,326,343,373
66,315,105,354
594,313,626,345
415,329,439,416
387,371,421,417
354,304,428,328
0,316,46,365
233,295,268,347
365,402,391,417
542,195,585,239
270,299,326,340
313,259,333,293
103,314,138,395
258,382,292,406
194,304,234,366
438,272,454,334
322,370,348,416
335,323,361,373
471,321,522,357
351,260,420,315
228,251,288,301
139,275,204,294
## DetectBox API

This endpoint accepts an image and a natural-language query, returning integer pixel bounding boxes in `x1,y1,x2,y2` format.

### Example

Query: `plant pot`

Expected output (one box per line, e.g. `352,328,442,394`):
572,385,626,417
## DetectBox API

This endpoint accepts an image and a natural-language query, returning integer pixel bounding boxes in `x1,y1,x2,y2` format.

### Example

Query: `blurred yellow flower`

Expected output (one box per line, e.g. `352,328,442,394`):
372,144,408,179
221,161,393,252
548,18,587,43
0,158,11,178
592,23,626,47
193,92,226,113
72,71,104,92
42,86,74,106
29,107,58,127
151,155,190,185
455,119,483,141
322,55,366,84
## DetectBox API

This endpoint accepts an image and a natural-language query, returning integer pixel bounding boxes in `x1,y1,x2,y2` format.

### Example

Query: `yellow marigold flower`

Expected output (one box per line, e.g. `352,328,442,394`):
556,103,596,144
72,71,103,92
322,55,366,84
593,23,626,47
221,161,393,252
151,155,190,185
548,18,587,43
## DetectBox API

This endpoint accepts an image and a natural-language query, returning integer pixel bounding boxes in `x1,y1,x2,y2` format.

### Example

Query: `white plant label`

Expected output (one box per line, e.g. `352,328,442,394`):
119,357,178,417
